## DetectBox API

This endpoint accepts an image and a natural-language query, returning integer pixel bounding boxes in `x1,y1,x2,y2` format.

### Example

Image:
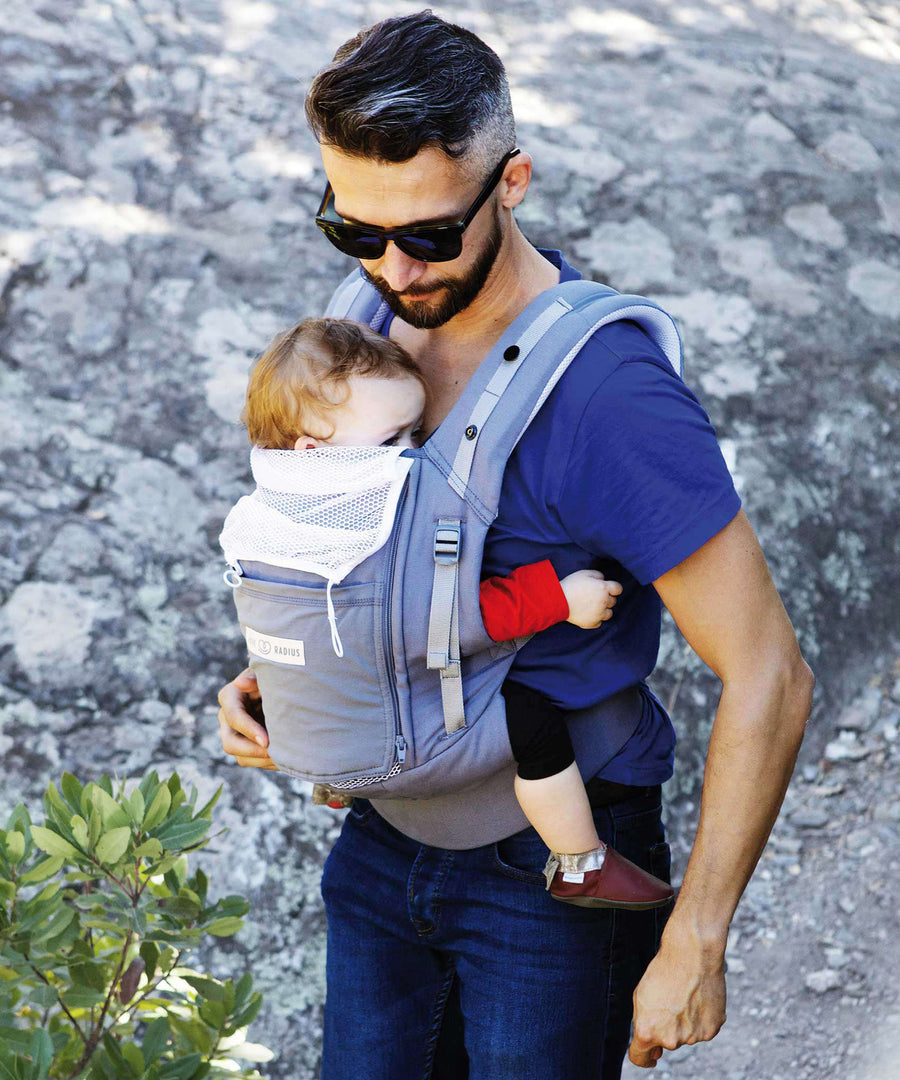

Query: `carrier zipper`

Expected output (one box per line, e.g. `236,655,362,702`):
382,482,408,768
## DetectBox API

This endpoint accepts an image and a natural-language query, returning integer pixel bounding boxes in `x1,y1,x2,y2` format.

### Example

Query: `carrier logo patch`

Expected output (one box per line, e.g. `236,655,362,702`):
245,627,305,666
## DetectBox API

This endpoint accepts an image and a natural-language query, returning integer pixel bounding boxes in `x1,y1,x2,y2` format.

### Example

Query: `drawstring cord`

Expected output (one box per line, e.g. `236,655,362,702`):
326,578,344,658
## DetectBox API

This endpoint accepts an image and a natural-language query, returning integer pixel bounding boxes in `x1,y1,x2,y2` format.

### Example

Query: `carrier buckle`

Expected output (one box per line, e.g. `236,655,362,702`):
433,523,461,564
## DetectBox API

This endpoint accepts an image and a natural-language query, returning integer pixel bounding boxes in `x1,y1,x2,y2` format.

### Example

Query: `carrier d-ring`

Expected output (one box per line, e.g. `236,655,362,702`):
223,564,243,588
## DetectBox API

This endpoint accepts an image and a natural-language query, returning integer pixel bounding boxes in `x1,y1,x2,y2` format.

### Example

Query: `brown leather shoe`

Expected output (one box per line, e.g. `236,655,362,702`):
545,845,675,910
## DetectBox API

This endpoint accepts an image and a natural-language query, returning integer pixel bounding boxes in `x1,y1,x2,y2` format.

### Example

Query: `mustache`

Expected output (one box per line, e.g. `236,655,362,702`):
370,276,447,298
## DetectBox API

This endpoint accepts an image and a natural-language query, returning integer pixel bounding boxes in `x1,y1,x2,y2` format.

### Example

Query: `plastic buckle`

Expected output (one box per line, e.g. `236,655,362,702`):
434,523,461,564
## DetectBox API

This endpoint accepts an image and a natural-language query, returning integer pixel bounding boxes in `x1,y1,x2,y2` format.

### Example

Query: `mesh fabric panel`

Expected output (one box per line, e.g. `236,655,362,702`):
220,445,413,581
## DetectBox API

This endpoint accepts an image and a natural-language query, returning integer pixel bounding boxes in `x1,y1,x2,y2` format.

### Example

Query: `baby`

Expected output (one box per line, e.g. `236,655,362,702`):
237,316,673,911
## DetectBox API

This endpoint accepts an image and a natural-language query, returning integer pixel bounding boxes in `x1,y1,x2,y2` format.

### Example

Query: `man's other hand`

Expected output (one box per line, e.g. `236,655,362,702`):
217,669,277,769
628,921,727,1068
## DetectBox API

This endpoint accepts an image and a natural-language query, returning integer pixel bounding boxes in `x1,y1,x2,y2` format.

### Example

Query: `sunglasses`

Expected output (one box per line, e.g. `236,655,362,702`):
315,148,521,263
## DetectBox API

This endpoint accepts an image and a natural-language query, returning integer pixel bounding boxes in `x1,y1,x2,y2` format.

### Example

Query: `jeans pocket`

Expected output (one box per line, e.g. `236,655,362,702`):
346,797,377,828
492,828,547,885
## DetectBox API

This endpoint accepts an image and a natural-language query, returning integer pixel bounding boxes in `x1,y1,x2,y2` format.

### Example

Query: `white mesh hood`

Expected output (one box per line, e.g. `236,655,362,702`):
220,445,413,583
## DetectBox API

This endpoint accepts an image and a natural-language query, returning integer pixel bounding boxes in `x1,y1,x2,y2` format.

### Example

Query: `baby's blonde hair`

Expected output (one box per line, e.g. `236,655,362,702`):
243,317,426,448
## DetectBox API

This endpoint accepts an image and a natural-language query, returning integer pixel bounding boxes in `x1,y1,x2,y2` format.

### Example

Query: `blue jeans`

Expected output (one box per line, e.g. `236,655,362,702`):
320,786,671,1079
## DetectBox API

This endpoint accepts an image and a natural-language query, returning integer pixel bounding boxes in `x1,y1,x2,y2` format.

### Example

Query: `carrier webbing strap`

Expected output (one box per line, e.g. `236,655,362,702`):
426,519,465,735
449,297,573,493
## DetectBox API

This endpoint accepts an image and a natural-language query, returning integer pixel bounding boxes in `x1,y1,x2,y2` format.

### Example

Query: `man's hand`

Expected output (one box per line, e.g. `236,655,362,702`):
217,669,277,769
629,922,726,1068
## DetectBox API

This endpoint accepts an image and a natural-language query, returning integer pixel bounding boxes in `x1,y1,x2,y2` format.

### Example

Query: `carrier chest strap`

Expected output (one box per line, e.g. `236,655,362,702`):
426,519,466,735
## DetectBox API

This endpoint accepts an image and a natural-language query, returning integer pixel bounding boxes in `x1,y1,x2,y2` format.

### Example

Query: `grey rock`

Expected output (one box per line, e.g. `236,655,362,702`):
817,131,882,172
784,203,847,250
106,459,205,550
837,690,881,733
659,291,756,348
847,260,900,320
745,111,796,143
791,808,829,829
805,969,843,993
716,236,820,316
573,218,676,292
825,735,871,762
1,582,96,686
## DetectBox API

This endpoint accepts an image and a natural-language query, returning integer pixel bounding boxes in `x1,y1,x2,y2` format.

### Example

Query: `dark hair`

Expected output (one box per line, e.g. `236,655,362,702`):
305,10,515,173
242,317,426,449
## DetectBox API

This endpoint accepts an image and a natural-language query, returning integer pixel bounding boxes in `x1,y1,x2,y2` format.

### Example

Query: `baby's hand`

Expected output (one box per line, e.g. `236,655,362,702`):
560,569,623,629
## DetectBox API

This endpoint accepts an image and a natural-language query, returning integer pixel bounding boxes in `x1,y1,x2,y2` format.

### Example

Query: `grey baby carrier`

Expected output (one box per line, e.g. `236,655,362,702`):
220,273,683,798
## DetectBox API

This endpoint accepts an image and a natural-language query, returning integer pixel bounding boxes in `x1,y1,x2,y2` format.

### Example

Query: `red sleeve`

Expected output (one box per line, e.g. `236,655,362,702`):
478,559,570,642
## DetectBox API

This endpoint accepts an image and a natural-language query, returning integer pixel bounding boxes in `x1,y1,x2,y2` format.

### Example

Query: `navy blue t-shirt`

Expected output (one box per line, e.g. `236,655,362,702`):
482,251,741,785
385,250,741,786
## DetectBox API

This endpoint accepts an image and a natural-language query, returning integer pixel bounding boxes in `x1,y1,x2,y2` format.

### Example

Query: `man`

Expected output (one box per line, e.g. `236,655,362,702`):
217,12,814,1077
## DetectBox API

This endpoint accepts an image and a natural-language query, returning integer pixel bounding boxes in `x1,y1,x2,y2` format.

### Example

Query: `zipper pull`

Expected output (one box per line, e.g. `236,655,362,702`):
395,734,407,764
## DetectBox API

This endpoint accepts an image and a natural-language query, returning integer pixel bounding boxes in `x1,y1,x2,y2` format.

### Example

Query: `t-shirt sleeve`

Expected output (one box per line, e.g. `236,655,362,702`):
557,358,741,584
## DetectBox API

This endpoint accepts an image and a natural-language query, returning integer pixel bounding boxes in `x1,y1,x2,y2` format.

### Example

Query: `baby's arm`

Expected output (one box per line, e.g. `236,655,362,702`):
479,560,622,641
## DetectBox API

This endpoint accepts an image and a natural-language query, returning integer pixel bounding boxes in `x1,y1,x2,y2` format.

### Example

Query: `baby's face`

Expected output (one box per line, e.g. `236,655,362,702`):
297,374,426,449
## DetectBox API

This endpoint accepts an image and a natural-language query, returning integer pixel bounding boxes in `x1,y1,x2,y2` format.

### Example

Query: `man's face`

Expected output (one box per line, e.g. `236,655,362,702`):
319,145,506,330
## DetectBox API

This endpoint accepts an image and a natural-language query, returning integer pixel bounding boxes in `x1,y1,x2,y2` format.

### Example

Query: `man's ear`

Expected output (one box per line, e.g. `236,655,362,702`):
500,152,533,210
294,435,323,450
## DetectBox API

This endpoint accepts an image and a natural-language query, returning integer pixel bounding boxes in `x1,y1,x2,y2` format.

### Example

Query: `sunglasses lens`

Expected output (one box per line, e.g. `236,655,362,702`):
318,224,386,260
396,232,461,263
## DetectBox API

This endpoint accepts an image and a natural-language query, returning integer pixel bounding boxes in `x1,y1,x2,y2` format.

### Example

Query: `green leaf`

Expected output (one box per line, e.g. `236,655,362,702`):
4,832,25,865
233,995,263,1030
28,1030,52,1079
94,827,132,865
63,985,108,1010
86,785,129,831
182,975,226,1002
69,959,107,992
121,1042,144,1075
139,941,159,983
70,816,89,850
154,820,209,852
142,785,172,832
159,1054,203,1080
28,827,80,861
30,904,75,945
195,787,222,821
60,772,84,812
89,807,103,848
133,839,163,861
233,971,253,1009
0,1055,19,1080
126,789,145,828
202,917,243,937
198,999,226,1029
141,1017,170,1065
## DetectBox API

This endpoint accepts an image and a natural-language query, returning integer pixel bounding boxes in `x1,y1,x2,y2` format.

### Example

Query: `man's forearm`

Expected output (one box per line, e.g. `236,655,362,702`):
663,653,814,950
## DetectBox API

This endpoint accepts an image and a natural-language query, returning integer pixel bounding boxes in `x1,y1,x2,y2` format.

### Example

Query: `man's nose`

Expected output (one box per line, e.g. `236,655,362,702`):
377,241,428,293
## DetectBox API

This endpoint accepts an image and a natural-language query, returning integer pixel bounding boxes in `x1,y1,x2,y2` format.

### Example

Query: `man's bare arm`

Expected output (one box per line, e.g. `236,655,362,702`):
629,509,814,1069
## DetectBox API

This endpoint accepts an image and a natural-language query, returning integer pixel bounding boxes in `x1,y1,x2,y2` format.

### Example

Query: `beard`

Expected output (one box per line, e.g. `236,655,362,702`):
361,208,503,330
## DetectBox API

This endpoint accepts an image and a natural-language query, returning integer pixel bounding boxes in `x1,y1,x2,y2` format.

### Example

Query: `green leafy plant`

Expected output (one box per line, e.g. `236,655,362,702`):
0,771,272,1080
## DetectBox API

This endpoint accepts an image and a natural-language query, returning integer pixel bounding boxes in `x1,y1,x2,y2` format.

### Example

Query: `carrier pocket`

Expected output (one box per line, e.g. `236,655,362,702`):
232,574,400,784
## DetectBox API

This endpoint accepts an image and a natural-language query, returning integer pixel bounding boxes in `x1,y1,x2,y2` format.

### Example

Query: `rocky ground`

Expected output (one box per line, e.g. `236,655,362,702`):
0,1,898,1077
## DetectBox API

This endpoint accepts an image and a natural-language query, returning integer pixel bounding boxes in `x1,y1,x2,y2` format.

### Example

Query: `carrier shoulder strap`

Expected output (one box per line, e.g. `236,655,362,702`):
423,281,683,738
323,269,391,330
